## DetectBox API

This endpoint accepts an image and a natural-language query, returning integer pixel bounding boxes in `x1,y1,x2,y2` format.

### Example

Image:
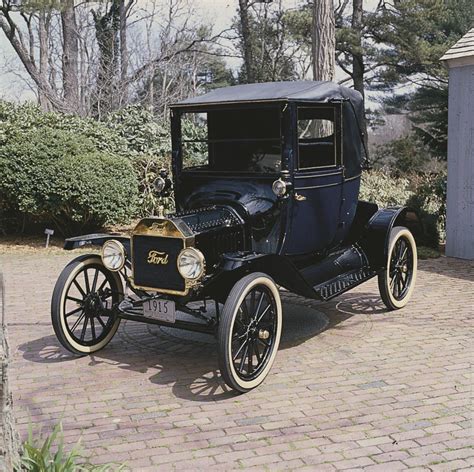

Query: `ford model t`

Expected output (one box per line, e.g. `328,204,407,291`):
52,81,418,392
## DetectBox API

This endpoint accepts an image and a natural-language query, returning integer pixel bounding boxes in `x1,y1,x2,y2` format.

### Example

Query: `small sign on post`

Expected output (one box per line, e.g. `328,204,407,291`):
44,228,54,248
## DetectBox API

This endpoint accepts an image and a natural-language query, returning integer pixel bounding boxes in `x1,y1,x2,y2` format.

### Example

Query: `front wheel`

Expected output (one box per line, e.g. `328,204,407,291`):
51,254,123,355
378,226,417,310
218,273,282,393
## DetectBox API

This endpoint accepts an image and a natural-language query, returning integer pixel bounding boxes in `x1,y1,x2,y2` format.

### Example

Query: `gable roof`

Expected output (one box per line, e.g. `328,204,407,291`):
172,81,363,107
441,28,474,66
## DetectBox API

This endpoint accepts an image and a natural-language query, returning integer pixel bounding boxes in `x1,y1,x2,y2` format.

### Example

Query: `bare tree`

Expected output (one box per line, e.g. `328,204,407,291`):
0,0,232,117
0,1,65,110
38,8,52,110
312,0,335,81
234,0,305,83
126,0,235,116
119,0,131,101
61,0,80,113
92,0,121,117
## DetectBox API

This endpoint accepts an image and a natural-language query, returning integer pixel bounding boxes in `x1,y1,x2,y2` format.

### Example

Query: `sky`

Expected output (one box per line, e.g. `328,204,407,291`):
0,0,380,102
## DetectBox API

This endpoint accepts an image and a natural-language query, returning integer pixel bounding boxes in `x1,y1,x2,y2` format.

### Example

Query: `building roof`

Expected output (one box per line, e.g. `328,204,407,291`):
172,80,363,107
441,28,474,66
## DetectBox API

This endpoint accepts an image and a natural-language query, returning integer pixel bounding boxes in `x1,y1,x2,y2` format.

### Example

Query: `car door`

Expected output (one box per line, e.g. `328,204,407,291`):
281,103,345,255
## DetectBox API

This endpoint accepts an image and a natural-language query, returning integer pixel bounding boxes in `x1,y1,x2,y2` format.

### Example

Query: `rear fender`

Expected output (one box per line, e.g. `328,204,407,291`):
201,253,317,303
361,207,421,270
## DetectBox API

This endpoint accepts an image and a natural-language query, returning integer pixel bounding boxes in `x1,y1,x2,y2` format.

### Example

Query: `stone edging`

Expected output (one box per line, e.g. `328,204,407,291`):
0,272,20,470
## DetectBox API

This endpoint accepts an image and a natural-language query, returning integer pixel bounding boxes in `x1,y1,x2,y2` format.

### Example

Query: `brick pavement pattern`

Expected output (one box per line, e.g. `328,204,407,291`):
0,253,472,471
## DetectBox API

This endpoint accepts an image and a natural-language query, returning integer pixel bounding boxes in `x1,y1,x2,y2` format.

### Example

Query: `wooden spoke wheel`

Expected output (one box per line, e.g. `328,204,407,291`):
378,226,417,310
218,273,282,393
51,254,123,355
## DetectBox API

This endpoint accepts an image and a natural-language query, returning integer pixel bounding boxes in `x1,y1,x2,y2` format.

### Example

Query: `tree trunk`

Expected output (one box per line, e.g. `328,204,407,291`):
312,0,335,82
238,0,255,83
61,0,80,113
119,0,128,105
38,10,51,111
351,0,369,159
0,14,64,111
351,0,364,96
93,0,121,117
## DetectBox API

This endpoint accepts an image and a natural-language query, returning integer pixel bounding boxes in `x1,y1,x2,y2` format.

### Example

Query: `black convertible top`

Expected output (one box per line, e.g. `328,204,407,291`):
173,80,363,108
173,81,366,177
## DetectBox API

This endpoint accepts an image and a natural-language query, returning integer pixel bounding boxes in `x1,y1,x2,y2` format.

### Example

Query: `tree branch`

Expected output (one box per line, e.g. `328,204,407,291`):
0,11,64,111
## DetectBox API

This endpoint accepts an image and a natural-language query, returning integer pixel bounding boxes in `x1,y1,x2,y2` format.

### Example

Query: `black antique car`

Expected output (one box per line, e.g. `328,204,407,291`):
51,81,418,392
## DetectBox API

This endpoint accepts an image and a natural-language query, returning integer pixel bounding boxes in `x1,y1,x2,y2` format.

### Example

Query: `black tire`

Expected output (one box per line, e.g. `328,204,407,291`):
51,254,123,355
378,226,417,310
218,272,282,393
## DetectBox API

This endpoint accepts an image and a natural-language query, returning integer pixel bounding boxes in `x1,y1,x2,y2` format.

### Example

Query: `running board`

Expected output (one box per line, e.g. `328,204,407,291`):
314,268,376,301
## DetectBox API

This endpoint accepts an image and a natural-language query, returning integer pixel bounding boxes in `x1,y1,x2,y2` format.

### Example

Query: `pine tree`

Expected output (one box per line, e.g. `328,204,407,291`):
368,0,474,158
312,0,335,81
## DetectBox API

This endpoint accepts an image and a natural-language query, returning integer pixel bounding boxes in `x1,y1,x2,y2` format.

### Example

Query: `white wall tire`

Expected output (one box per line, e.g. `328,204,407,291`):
378,226,417,310
51,254,123,355
218,272,282,393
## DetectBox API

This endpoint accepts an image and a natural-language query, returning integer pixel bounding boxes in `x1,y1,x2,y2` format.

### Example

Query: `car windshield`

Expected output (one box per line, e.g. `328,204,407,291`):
181,107,281,174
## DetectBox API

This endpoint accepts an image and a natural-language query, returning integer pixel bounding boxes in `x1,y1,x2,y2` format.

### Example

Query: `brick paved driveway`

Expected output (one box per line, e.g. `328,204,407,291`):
1,253,472,471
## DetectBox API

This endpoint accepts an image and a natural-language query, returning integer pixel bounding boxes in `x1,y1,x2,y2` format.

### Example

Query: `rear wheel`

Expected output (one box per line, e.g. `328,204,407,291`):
51,254,123,355
218,273,282,393
378,226,417,310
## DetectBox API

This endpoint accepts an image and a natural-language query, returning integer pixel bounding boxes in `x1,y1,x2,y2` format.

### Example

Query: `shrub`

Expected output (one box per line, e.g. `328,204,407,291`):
182,117,208,167
360,169,447,248
372,135,430,175
0,127,138,235
0,101,130,157
104,106,174,216
407,171,447,247
104,109,209,216
360,170,413,208
105,105,172,156
18,421,125,471
0,101,215,225
134,153,174,217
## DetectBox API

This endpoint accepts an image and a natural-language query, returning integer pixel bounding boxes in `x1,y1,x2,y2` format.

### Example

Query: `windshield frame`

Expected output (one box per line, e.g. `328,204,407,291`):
171,102,289,178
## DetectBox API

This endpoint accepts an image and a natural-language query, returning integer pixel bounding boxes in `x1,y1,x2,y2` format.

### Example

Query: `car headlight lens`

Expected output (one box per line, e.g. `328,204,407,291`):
272,178,287,196
154,176,166,193
101,240,126,272
178,248,205,280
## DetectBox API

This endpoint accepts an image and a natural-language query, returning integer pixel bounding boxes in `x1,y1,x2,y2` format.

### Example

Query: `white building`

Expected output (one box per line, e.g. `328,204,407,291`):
441,28,474,260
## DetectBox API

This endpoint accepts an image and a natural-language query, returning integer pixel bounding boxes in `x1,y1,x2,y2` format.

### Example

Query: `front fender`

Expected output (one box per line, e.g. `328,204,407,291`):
361,207,421,270
64,233,131,256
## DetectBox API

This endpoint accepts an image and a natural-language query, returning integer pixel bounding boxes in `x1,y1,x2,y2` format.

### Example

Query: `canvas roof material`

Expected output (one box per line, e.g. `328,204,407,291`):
172,80,363,107
441,28,474,65
172,81,366,179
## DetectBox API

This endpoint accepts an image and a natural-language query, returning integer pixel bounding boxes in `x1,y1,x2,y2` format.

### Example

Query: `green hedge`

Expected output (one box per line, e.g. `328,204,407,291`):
0,101,130,156
0,127,138,235
360,170,413,208
0,101,176,234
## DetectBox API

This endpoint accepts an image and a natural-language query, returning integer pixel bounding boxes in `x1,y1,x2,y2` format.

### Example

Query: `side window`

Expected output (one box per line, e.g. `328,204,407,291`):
182,112,209,169
298,107,336,169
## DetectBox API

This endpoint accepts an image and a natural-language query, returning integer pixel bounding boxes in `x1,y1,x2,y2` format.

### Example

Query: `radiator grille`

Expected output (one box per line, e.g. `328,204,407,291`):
132,235,185,292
